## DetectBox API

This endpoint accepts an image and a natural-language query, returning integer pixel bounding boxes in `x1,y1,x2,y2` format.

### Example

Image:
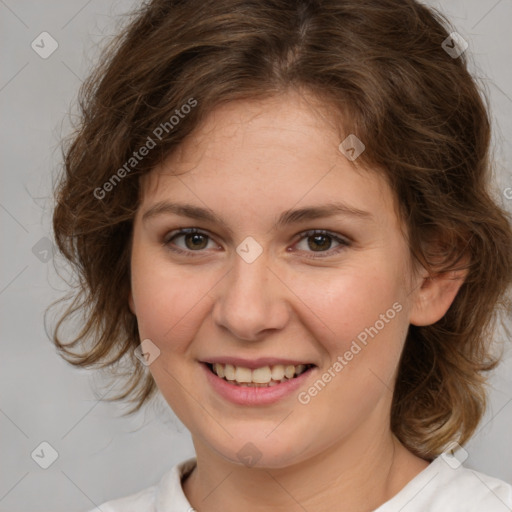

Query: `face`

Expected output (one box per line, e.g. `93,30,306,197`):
129,91,425,468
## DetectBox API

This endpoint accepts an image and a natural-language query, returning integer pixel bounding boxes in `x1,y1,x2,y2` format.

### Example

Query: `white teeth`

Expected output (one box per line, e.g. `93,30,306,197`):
284,365,296,379
252,366,272,383
224,364,236,381
214,363,225,378
296,364,306,374
235,366,252,383
271,365,285,381
209,362,311,385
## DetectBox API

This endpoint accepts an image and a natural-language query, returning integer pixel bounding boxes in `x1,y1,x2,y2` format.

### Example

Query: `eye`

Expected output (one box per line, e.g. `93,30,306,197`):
163,228,218,256
163,227,351,258
293,229,350,258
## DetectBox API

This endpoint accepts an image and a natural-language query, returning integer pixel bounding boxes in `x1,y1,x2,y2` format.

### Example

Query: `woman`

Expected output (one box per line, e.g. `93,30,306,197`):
52,0,512,510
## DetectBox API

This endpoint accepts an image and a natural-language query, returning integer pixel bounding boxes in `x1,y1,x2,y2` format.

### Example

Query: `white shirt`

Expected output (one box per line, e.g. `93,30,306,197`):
88,456,512,511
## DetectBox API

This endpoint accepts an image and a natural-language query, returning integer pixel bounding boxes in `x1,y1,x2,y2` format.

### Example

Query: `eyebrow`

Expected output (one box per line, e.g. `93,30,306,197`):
141,200,373,232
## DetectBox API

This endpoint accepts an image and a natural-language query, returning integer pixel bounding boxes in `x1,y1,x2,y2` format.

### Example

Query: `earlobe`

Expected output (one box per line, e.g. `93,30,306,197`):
409,266,468,326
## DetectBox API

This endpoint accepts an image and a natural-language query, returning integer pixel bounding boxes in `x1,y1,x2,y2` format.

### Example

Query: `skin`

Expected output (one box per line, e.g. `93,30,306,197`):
129,90,466,511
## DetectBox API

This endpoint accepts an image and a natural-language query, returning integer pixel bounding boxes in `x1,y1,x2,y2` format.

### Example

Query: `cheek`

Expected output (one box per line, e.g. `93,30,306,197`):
289,265,407,433
130,256,213,350
289,262,406,361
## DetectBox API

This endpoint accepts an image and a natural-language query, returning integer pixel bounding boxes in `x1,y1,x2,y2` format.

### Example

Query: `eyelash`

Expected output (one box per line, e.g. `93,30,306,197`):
162,228,351,259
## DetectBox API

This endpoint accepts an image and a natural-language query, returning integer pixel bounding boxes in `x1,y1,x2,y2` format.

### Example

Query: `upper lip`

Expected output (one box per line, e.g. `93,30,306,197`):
201,356,316,369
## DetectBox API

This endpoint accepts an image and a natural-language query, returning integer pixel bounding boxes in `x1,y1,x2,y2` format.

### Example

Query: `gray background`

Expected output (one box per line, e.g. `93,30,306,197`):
1,1,511,511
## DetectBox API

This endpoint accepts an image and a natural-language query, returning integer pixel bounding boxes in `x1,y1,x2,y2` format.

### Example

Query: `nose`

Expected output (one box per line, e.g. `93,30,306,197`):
211,249,290,341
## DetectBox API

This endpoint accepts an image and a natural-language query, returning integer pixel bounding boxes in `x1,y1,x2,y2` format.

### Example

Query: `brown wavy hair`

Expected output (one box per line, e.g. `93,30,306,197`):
51,0,512,460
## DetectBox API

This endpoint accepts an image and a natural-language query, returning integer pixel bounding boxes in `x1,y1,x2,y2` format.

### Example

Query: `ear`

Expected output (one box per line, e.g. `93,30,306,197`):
409,256,469,327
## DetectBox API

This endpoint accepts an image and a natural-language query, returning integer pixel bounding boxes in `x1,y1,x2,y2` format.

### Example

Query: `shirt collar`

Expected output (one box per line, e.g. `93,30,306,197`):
156,457,197,512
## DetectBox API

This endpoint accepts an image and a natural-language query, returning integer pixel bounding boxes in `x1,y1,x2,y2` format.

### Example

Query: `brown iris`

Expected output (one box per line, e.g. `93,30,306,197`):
184,233,209,250
308,234,332,252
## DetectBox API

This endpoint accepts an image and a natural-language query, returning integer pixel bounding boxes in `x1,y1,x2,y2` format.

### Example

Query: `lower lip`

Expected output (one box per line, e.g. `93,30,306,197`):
201,363,316,406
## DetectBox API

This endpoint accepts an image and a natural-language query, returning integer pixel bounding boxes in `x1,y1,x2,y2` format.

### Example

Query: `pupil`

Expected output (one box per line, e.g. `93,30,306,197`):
309,235,331,251
186,233,207,250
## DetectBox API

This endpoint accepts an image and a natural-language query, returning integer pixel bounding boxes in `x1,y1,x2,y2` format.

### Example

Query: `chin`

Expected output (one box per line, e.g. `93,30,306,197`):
209,432,312,470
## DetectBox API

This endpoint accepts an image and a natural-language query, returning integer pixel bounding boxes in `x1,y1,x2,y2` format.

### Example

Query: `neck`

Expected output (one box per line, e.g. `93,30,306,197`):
182,423,429,512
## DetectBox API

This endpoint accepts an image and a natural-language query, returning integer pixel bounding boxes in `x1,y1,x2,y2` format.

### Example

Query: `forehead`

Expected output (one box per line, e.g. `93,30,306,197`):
138,92,399,231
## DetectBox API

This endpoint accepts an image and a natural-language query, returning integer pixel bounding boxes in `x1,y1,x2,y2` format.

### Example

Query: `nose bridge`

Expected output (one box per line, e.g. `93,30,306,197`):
232,248,272,296
212,248,288,340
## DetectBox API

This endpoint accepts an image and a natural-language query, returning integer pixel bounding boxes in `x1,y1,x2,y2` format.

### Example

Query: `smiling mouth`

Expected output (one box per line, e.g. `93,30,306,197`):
205,362,315,387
